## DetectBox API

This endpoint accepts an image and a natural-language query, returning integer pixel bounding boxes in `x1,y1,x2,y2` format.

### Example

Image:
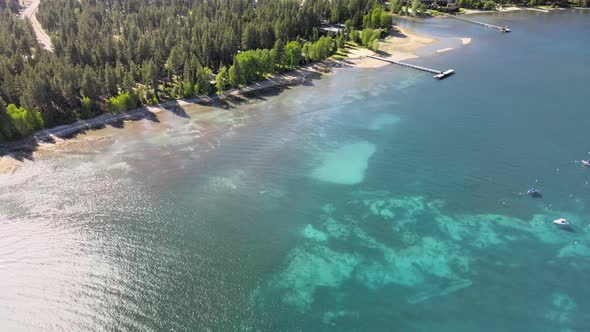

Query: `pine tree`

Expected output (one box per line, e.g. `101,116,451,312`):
81,66,99,100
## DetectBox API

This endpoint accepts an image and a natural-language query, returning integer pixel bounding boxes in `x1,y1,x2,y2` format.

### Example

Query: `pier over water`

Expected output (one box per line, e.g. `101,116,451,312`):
367,55,455,79
447,15,511,32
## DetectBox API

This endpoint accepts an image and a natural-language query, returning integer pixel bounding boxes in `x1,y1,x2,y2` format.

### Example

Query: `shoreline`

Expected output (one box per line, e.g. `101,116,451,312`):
460,5,572,15
0,26,462,174
0,63,324,154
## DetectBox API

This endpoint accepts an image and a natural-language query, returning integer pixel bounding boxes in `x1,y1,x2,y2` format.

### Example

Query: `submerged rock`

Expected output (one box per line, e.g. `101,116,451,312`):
407,278,473,304
558,242,590,259
322,217,351,240
303,224,328,242
322,310,360,326
356,236,467,289
545,292,577,325
258,190,587,314
268,245,361,311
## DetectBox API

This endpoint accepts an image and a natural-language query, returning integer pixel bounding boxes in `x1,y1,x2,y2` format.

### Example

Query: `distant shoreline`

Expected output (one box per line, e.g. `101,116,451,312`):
0,26,462,174
460,5,573,15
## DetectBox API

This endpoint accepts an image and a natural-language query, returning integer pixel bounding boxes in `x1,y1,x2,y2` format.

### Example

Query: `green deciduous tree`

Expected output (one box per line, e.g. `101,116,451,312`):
216,66,229,93
181,81,194,98
390,0,403,14
228,61,242,88
483,1,496,10
194,66,213,95
284,41,302,69
363,6,392,31
5,104,44,138
361,28,381,48
107,92,139,113
411,0,422,16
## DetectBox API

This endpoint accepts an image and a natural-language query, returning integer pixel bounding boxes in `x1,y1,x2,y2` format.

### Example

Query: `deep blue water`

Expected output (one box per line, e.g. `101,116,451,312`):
1,10,589,331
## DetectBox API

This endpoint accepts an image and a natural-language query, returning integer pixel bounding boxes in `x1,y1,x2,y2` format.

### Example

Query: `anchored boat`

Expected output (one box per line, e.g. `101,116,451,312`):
527,188,542,198
553,218,570,226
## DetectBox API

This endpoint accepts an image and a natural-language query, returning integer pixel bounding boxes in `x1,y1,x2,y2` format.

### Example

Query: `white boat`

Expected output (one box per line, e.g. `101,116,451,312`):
553,218,570,226
582,160,590,167
527,188,542,198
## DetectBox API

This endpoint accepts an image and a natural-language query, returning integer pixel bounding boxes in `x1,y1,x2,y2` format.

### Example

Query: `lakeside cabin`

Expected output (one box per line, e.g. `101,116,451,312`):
318,23,345,37
386,0,452,5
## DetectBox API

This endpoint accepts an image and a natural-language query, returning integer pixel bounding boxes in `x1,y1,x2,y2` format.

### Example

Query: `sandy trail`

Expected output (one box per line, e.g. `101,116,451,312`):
20,0,53,51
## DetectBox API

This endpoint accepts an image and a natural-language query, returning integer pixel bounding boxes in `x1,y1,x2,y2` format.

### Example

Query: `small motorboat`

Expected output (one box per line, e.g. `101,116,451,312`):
582,160,590,167
553,218,570,226
527,188,542,198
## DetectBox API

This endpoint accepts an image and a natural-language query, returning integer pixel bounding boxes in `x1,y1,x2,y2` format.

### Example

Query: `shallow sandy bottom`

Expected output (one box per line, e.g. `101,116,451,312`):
311,141,377,185
433,37,471,53
0,156,22,174
436,47,454,53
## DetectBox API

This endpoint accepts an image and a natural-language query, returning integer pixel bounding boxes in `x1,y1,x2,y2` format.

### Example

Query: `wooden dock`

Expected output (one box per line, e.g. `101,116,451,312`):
367,55,455,80
447,15,511,32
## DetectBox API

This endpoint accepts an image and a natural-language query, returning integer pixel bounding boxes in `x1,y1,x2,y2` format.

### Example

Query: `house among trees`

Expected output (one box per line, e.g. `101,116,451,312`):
420,0,452,5
447,2,460,10
319,23,345,36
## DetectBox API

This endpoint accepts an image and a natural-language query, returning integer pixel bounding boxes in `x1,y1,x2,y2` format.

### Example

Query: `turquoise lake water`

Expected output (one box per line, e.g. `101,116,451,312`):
1,10,590,331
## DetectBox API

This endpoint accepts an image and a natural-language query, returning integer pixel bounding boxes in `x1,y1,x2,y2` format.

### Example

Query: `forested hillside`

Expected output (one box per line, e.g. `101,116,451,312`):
0,0,20,12
0,0,387,142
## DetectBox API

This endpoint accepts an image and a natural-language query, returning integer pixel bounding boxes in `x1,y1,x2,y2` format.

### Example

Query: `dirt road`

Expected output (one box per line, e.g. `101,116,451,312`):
21,0,53,51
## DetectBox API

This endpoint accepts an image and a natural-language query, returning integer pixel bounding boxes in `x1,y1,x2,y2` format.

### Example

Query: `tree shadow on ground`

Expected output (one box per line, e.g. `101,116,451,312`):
375,50,392,57
164,100,191,118
211,71,324,110
389,29,408,39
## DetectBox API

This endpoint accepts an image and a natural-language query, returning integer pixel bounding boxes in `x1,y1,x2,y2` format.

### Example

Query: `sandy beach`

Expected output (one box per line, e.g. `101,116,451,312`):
347,28,475,68
346,28,438,69
461,5,569,15
462,6,523,15
0,156,22,174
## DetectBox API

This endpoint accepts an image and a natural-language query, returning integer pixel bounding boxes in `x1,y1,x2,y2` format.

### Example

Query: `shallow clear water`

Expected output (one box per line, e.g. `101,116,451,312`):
1,10,590,331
